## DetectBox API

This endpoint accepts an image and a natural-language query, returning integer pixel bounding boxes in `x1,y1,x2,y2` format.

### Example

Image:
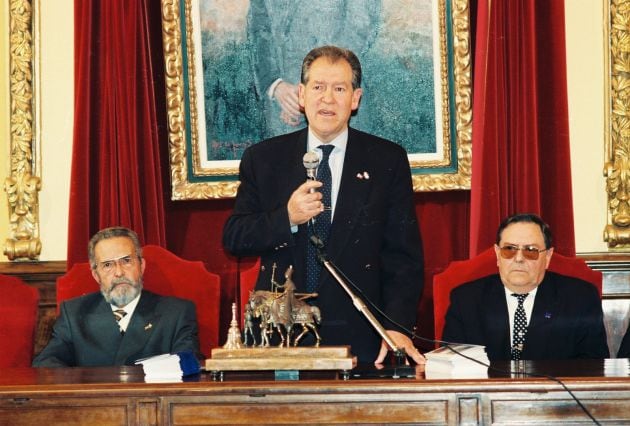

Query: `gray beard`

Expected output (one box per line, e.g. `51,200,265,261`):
102,277,143,307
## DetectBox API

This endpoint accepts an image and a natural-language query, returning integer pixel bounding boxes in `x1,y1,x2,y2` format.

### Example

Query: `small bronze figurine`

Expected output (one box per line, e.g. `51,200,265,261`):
245,265,321,347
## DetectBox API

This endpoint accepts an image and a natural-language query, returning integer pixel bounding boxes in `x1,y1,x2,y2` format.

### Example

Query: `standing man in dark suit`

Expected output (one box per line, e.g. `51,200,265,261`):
223,45,425,364
442,213,608,361
33,227,200,367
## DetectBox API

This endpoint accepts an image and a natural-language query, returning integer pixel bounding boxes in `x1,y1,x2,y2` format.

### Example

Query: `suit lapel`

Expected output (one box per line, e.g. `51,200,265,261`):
284,130,309,202
326,131,372,260
114,292,160,364
523,275,557,359
483,278,512,359
289,131,310,284
86,298,123,362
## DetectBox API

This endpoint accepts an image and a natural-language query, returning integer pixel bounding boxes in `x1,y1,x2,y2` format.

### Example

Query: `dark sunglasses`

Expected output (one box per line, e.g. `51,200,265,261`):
499,244,548,261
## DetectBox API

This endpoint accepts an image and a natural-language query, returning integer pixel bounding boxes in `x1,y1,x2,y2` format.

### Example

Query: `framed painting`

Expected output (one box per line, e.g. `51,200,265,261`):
161,0,472,200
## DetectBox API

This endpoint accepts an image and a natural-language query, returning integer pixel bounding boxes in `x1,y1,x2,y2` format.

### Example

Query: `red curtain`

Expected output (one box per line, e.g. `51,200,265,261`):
469,0,575,256
68,0,166,268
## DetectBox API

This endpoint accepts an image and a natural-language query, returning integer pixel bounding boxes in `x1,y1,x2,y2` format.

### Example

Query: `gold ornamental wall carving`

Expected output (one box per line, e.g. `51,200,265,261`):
605,0,630,248
4,0,41,260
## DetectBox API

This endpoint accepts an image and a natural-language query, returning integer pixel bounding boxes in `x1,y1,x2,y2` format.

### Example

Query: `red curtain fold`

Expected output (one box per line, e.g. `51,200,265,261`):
469,0,575,256
68,0,166,268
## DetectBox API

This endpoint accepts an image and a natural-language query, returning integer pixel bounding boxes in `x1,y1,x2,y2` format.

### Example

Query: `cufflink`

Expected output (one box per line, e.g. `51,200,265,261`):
144,323,153,331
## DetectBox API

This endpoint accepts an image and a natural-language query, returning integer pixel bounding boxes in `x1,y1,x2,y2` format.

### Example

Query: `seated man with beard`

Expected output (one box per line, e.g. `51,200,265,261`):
33,227,200,367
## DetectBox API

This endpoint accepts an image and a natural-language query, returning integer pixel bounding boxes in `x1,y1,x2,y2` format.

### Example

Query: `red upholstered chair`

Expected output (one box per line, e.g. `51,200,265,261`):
433,247,603,342
56,245,221,354
0,274,39,367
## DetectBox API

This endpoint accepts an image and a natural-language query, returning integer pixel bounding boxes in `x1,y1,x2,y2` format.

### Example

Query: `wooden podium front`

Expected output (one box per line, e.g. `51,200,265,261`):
1,360,630,425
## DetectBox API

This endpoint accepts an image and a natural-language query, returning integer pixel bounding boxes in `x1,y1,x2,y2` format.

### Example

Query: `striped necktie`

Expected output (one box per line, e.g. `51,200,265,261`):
113,309,127,323
113,308,127,334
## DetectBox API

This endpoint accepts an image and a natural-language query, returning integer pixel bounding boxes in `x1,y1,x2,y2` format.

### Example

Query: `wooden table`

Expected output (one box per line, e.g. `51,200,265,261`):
1,359,629,425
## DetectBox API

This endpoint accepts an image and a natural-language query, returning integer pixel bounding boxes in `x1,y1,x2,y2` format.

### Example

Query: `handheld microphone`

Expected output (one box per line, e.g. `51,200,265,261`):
303,151,319,183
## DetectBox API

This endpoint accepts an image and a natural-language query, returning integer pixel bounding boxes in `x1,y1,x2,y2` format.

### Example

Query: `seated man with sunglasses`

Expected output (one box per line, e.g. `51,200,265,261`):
442,213,608,361
33,227,200,367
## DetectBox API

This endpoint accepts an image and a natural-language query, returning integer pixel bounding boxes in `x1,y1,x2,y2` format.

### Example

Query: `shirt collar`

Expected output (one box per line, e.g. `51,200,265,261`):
307,128,348,154
504,285,538,300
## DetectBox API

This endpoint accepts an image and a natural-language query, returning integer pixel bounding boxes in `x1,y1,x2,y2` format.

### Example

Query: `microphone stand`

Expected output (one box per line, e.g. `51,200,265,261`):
311,237,414,375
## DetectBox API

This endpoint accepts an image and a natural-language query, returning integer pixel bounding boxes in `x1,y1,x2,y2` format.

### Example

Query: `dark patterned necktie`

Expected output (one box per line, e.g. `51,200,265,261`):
113,309,127,334
306,144,334,293
113,309,127,322
511,293,529,360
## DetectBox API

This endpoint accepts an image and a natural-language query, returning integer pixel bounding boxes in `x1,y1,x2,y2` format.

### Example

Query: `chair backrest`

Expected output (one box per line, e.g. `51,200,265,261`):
433,247,603,342
56,245,221,354
0,274,39,367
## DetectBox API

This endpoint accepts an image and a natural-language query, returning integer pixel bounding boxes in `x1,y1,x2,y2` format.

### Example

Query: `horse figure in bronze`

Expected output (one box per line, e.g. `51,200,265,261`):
246,265,319,347
292,303,321,346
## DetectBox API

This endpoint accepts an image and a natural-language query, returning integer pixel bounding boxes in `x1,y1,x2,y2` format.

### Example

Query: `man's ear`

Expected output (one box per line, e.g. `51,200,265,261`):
351,88,363,110
544,247,554,269
494,244,501,267
298,83,306,109
91,268,100,285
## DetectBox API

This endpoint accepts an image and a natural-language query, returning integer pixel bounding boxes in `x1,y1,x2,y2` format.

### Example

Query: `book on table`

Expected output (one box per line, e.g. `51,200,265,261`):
424,344,489,379
135,351,200,382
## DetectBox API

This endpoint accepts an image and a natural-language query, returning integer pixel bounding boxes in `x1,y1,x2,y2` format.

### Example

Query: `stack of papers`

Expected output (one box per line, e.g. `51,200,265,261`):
135,351,200,382
424,344,489,379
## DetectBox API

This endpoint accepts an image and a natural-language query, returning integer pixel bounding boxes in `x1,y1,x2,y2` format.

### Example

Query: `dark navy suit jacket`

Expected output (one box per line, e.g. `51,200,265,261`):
33,290,199,367
223,127,424,362
442,272,609,361
618,326,630,358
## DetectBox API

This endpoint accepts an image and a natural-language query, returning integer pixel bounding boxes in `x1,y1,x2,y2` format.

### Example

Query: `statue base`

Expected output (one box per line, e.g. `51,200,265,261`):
205,346,356,376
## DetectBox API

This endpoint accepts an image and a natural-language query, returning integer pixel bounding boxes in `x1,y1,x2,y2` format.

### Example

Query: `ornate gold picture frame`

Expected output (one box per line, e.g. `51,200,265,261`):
604,0,630,248
161,0,472,200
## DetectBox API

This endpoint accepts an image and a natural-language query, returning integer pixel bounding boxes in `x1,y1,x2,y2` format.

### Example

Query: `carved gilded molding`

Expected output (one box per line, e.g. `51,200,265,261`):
413,0,472,191
605,0,630,248
162,0,239,199
162,0,472,199
3,0,41,260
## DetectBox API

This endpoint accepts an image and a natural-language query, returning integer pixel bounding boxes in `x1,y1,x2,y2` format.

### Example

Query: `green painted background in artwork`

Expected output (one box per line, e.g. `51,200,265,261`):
198,1,437,162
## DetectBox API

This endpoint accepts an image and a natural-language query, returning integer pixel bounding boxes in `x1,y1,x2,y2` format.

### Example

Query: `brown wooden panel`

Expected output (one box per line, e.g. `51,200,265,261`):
491,398,630,424
458,396,480,424
0,405,128,426
137,400,158,426
169,401,449,425
2,364,630,424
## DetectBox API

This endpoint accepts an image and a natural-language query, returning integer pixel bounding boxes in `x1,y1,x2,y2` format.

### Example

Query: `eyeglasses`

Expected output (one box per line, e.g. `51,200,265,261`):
498,245,548,261
96,255,139,274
